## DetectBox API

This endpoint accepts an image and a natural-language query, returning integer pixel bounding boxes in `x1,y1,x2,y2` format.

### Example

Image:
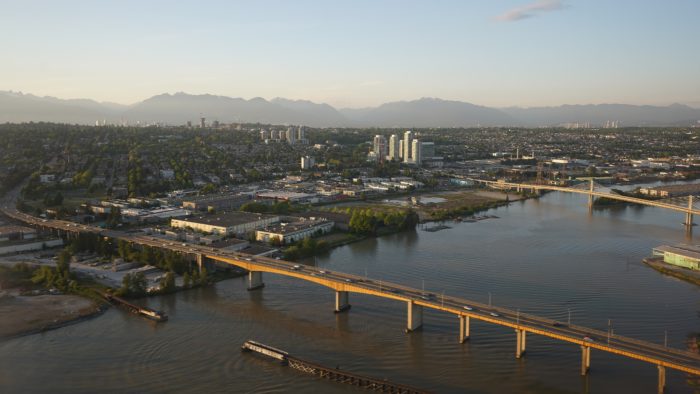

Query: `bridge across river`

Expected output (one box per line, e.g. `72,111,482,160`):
2,206,699,393
465,178,699,228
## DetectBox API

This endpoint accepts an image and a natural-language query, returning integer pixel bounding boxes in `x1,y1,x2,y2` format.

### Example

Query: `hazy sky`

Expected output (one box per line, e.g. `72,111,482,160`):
2,0,699,108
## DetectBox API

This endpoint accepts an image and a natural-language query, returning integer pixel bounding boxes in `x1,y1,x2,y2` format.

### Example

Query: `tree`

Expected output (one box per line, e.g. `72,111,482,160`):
56,249,72,276
120,272,148,297
199,267,208,286
159,271,176,293
183,272,192,288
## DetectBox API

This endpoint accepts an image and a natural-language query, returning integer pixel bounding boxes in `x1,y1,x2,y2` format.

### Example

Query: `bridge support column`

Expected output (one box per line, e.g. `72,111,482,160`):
334,291,350,313
587,179,594,210
459,315,470,343
247,271,264,291
657,365,665,394
515,329,526,358
580,346,591,375
686,196,694,227
406,301,423,333
196,254,204,272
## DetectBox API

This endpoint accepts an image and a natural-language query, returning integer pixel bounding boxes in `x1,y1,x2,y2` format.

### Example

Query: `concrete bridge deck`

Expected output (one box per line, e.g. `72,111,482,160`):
2,206,699,391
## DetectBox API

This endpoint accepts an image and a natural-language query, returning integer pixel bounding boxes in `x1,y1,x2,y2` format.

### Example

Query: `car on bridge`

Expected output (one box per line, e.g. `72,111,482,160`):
463,305,474,311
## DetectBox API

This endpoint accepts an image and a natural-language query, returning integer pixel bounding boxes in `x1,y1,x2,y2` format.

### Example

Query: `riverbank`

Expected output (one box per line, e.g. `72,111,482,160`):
642,257,700,286
0,289,106,340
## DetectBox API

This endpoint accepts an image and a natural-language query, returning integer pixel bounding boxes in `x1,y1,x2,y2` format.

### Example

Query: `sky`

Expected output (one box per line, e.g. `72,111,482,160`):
1,0,699,108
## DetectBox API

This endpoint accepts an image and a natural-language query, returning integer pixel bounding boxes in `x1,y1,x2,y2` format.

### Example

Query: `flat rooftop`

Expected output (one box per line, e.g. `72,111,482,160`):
174,211,277,228
259,219,331,235
654,244,700,260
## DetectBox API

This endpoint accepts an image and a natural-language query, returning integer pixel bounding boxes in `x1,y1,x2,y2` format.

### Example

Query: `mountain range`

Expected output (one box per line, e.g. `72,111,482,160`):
1,90,699,128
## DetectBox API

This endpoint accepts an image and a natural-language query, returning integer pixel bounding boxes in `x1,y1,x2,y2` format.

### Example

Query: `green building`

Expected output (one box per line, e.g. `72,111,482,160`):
652,244,700,271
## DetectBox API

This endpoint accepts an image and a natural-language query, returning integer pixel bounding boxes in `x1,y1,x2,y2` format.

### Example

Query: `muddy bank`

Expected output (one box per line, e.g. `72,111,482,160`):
0,290,105,339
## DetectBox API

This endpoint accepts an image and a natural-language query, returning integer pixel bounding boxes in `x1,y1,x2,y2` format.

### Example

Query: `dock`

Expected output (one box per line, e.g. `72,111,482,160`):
242,340,430,393
103,293,168,322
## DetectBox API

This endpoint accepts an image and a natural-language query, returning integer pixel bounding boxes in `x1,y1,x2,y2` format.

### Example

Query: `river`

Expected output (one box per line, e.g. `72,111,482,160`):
1,187,699,393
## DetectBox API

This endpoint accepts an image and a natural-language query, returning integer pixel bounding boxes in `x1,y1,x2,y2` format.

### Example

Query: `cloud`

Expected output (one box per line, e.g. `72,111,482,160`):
496,0,565,22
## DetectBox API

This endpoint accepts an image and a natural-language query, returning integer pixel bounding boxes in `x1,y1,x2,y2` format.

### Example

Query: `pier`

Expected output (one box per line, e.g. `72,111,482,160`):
242,340,430,393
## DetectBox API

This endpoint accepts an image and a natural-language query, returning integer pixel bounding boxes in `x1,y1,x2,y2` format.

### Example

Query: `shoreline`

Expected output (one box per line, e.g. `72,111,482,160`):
0,294,109,341
642,257,700,286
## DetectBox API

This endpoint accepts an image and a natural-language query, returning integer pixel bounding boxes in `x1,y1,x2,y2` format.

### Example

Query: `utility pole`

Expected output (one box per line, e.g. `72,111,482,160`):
488,292,492,307
568,309,571,326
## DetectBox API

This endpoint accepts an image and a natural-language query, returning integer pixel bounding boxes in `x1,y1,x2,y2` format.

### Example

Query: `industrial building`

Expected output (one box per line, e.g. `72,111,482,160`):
171,212,279,236
639,183,700,198
652,244,700,270
255,218,334,244
0,225,37,242
182,193,251,211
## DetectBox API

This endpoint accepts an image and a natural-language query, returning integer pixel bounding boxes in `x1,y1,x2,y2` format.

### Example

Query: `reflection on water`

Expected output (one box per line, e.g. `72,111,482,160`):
1,189,699,393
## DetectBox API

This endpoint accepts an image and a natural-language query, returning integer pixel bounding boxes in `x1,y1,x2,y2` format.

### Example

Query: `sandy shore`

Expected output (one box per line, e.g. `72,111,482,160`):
0,289,104,339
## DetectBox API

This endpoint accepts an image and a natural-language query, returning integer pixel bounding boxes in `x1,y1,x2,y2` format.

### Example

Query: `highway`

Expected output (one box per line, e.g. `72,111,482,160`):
2,204,700,383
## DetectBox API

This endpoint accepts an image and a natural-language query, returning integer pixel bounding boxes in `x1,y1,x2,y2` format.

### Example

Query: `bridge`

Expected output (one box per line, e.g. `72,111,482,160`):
465,177,699,228
2,206,700,393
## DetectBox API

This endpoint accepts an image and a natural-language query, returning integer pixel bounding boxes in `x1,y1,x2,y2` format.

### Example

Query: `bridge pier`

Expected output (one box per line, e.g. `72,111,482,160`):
196,254,204,272
515,329,526,358
406,301,423,332
334,291,351,313
587,179,594,210
580,346,591,375
458,315,470,343
685,196,695,227
247,271,264,291
657,365,665,394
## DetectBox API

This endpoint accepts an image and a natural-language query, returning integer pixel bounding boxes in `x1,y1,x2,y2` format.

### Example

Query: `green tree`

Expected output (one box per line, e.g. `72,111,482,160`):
159,271,176,293
199,267,208,286
56,249,72,276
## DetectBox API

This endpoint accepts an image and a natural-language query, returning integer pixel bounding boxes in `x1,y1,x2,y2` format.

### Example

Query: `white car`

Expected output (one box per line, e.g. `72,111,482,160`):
463,305,473,311
489,312,499,317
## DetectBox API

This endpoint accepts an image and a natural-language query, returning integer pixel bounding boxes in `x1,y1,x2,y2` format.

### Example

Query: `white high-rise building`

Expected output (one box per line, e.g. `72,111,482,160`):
373,135,387,160
260,129,270,141
412,139,422,165
286,127,296,144
388,134,400,161
403,131,413,163
297,125,305,141
399,140,404,159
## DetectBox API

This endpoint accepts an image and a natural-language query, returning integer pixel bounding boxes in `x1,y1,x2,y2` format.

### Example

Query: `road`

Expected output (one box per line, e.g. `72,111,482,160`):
2,203,700,379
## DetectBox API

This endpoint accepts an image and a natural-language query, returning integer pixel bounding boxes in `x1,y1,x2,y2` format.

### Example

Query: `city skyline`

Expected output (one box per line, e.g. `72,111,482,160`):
2,0,699,108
